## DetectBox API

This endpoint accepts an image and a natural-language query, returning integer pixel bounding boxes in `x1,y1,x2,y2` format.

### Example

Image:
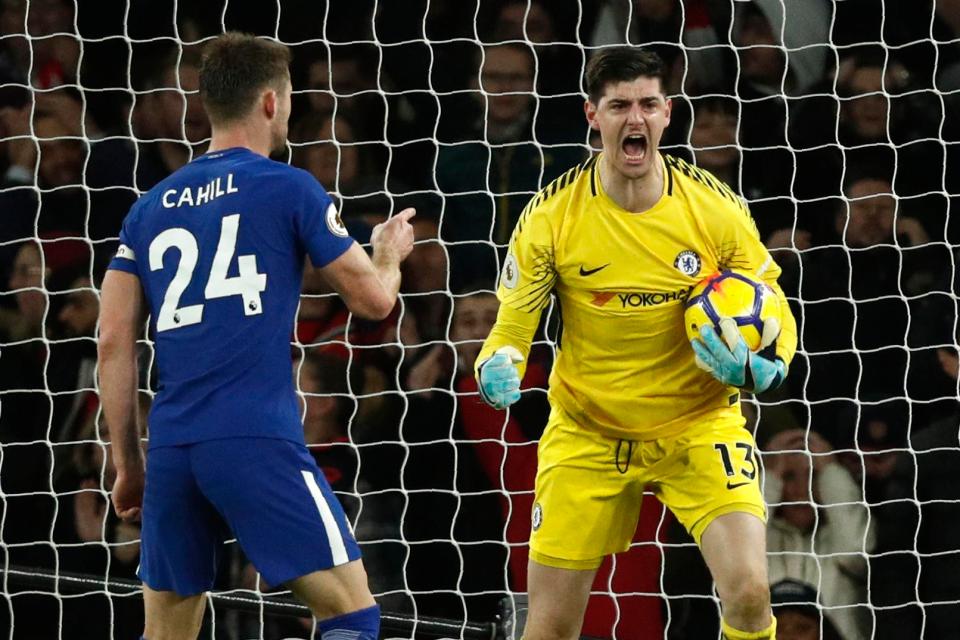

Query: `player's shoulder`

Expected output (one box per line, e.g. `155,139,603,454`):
272,162,335,207
663,153,748,216
517,155,599,230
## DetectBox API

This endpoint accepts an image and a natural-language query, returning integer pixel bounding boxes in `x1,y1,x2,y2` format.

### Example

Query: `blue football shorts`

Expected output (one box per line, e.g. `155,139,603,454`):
138,437,360,596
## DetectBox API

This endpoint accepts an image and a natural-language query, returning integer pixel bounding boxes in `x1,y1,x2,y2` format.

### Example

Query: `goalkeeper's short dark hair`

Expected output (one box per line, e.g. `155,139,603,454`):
585,47,666,104
200,32,292,125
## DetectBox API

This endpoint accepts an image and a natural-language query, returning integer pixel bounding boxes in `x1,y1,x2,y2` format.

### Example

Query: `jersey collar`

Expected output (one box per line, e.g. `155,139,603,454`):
592,152,672,216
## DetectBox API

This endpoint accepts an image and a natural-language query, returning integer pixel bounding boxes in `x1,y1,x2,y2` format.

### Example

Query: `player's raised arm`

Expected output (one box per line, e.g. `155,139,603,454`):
97,269,146,522
320,207,416,320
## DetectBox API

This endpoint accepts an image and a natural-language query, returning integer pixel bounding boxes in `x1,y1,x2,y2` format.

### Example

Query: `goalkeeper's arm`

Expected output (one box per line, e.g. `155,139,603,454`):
474,303,541,409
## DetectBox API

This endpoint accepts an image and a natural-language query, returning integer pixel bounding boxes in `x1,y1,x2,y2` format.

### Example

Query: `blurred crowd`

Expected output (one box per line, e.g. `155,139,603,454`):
1,0,959,638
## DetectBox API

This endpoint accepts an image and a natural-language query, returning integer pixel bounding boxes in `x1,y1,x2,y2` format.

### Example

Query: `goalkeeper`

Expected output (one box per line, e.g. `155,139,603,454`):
477,47,796,640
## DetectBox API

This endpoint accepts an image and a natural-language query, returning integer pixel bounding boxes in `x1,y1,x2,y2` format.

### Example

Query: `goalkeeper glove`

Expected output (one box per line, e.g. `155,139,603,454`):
691,317,787,394
478,346,523,410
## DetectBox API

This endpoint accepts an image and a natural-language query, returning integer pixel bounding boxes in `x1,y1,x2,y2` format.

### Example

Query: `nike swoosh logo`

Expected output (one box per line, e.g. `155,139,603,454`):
726,480,752,490
579,263,610,276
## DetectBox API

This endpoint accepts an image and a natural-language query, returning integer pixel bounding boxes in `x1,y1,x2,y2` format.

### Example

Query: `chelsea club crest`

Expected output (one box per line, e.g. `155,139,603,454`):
532,503,543,531
674,250,701,277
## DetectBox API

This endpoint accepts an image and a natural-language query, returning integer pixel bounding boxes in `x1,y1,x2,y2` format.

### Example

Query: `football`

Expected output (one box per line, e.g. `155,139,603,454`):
684,269,781,352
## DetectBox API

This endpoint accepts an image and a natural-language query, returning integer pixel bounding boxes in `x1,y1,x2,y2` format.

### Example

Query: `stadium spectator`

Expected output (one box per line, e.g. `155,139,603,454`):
666,95,801,254
295,257,398,440
837,401,909,507
0,240,46,342
590,0,728,96
0,99,133,272
296,349,360,495
734,0,831,97
729,0,832,244
789,171,949,434
396,299,510,621
47,268,99,444
769,579,842,640
297,44,385,144
792,48,947,242
290,112,389,220
436,42,585,290
0,0,78,91
292,113,362,198
131,49,210,191
0,112,84,238
763,428,875,640
0,0,29,90
487,0,585,142
867,350,960,638
0,240,89,637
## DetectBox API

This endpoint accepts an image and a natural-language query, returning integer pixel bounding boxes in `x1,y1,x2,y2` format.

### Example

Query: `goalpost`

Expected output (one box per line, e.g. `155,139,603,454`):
1,0,956,638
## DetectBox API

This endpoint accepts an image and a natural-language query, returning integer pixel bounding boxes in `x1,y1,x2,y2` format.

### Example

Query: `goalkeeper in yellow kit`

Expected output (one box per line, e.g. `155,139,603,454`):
476,47,797,640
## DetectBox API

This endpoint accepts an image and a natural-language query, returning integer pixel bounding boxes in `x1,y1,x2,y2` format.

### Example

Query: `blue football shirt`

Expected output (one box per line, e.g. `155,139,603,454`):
108,147,354,448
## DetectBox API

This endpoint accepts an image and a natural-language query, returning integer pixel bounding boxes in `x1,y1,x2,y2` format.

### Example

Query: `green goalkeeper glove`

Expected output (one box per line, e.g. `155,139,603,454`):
478,346,523,410
691,317,787,394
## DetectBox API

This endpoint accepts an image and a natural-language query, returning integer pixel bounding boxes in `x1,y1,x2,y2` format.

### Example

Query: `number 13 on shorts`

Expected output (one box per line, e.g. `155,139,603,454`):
714,442,758,490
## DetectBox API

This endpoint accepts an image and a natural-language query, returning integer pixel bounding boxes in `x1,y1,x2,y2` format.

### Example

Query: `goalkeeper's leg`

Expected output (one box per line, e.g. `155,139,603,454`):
700,512,776,639
521,558,598,640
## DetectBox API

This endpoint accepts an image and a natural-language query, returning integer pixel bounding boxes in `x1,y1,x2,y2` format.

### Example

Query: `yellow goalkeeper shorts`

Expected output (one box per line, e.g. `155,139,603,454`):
529,405,767,570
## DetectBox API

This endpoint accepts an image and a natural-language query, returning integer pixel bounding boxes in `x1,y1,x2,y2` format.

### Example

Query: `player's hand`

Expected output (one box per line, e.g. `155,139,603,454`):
111,468,145,522
691,318,787,394
371,208,416,266
478,346,523,410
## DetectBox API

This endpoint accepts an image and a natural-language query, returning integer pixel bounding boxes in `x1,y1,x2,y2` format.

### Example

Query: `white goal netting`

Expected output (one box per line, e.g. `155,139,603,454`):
0,0,958,638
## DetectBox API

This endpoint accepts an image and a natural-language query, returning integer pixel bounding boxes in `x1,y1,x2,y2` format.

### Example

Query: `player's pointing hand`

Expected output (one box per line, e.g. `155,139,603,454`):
371,207,416,265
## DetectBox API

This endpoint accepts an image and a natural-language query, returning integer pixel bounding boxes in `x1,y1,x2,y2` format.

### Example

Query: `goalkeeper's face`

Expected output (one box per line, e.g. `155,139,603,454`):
586,76,671,180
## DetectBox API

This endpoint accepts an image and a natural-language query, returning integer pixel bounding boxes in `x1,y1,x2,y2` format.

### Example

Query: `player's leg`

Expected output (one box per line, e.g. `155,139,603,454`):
192,438,379,639
655,417,774,639
138,445,228,640
285,559,375,618
522,407,644,640
286,559,379,636
522,560,598,640
142,586,205,639
700,511,774,639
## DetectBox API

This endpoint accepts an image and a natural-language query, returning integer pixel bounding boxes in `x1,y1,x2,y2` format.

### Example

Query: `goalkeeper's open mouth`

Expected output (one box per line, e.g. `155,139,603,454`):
621,133,648,164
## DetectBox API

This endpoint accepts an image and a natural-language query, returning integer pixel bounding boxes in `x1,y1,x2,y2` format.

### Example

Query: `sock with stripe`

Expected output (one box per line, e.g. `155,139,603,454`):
315,604,380,640
721,615,777,640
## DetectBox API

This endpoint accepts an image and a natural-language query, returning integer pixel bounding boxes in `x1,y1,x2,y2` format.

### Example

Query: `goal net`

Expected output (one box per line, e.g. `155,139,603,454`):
0,0,957,638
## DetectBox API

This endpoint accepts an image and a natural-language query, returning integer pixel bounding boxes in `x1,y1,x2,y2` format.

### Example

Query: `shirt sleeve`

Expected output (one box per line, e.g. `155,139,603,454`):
107,216,140,277
496,202,557,313
292,171,355,268
475,200,557,380
717,199,798,367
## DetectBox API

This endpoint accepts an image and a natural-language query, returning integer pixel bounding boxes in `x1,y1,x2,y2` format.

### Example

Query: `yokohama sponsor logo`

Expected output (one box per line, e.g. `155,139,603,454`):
590,288,690,307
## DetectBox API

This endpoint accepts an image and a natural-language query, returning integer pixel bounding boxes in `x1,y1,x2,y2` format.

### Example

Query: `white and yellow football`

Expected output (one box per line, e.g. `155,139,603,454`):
684,269,781,352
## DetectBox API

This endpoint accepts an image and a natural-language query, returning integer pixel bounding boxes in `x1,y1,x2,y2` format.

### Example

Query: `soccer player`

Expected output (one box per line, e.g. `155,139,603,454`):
97,33,414,640
477,47,797,640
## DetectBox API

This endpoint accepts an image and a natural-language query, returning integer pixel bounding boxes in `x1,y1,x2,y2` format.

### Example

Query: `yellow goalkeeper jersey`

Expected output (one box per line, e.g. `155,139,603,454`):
478,152,798,441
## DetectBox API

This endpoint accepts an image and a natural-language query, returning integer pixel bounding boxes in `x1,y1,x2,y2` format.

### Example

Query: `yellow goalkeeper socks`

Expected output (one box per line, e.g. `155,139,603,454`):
721,616,777,640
